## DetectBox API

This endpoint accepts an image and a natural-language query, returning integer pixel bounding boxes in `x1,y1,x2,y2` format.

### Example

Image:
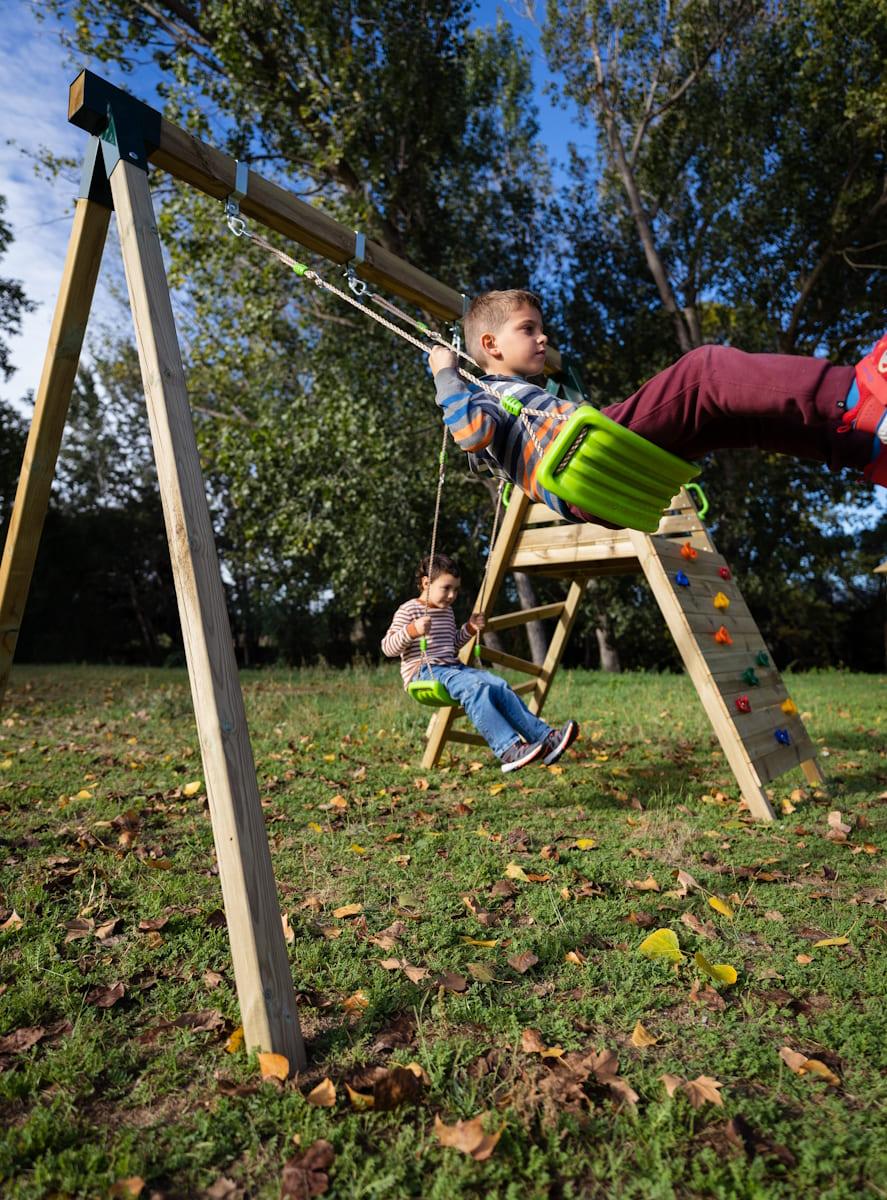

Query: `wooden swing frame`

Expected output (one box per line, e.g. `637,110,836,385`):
0,71,823,1074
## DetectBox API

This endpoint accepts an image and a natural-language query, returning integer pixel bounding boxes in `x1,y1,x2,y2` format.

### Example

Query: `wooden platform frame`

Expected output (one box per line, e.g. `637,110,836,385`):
423,491,824,820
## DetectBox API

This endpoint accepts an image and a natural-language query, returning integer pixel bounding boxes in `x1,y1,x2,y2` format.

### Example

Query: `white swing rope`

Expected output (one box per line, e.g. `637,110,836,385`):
227,222,560,461
226,220,513,678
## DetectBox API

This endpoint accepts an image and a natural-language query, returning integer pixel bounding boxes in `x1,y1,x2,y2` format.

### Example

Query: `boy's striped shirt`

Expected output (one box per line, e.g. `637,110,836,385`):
381,599,474,688
434,368,579,518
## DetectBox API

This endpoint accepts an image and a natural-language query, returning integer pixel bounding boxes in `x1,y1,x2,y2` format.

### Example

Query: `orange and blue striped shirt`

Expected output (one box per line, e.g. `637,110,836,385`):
433,368,579,518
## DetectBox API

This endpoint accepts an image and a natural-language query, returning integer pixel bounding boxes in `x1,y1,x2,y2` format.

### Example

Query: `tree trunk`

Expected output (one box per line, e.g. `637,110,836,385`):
595,622,621,672
513,571,547,665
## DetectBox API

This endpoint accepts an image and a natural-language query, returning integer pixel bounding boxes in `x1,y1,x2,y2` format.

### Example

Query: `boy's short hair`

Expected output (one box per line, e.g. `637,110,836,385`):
463,289,543,366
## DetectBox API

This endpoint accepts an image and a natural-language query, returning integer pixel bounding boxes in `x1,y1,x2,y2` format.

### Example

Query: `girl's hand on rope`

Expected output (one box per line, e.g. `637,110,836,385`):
468,612,486,633
410,615,432,638
429,346,458,375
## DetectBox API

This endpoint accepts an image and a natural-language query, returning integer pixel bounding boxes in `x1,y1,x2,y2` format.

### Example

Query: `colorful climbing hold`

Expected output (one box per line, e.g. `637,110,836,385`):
675,570,691,587
714,626,733,645
718,566,732,580
713,591,730,610
742,668,760,686
735,695,752,713
755,651,770,667
774,728,791,745
780,698,798,715
680,542,698,560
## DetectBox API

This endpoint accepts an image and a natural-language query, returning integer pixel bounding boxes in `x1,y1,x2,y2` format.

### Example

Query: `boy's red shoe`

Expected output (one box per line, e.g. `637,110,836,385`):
863,446,887,488
840,334,887,435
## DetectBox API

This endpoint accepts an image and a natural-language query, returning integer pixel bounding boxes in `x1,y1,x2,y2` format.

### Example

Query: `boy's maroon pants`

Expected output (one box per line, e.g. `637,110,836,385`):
600,345,871,472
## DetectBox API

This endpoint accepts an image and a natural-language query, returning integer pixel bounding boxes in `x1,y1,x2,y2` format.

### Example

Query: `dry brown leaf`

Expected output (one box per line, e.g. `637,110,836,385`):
281,912,294,944
342,989,370,1013
109,1178,145,1198
630,1021,659,1048
679,912,715,938
564,949,586,966
280,1139,335,1199
333,903,363,919
0,910,23,932
85,981,125,1008
344,1081,375,1110
507,951,539,975
373,1064,426,1109
661,1072,724,1107
433,1113,503,1161
778,1046,840,1086
673,869,701,896
306,1077,337,1107
257,1051,290,1081
626,876,660,892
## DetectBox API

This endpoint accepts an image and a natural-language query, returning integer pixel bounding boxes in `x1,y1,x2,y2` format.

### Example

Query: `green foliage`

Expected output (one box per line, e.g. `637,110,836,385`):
0,195,36,385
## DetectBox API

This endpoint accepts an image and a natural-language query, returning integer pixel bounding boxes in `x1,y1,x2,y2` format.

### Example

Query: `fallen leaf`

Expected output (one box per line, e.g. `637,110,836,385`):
574,838,597,850
708,895,734,918
468,962,496,983
795,954,813,964
673,870,701,896
280,1139,334,1199
630,1021,659,1048
638,928,684,962
333,903,363,919
110,1178,145,1198
258,1052,290,1081
627,876,660,892
778,1046,840,1086
432,971,468,993
373,1064,426,1109
507,951,539,974
344,1081,375,1110
182,780,203,797
342,990,370,1013
281,912,294,944
461,937,498,948
433,1113,503,1161
564,949,586,966
85,981,125,1008
0,910,24,932
306,1077,337,1107
225,1026,244,1054
694,952,738,986
504,862,530,882
679,912,715,938
811,937,850,948
661,1073,724,1107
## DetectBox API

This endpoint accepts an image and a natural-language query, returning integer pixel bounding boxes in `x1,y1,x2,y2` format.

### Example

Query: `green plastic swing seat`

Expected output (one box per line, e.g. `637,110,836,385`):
407,677,460,707
535,407,701,533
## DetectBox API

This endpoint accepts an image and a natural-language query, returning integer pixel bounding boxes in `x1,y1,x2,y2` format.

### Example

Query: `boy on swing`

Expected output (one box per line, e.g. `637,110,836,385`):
429,290,887,524
382,553,579,772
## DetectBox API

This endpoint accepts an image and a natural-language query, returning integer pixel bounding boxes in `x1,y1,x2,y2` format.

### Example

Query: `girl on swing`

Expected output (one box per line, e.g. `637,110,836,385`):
382,553,579,772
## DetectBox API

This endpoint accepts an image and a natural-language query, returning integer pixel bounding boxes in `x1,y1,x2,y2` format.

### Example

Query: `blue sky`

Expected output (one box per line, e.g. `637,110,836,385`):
0,1,583,405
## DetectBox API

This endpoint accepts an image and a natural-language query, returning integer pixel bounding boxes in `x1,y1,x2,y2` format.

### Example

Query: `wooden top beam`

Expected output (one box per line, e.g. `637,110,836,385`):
67,69,562,369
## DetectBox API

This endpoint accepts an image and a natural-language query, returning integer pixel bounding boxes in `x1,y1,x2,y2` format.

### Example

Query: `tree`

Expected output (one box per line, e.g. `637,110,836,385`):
46,0,555,657
0,195,36,385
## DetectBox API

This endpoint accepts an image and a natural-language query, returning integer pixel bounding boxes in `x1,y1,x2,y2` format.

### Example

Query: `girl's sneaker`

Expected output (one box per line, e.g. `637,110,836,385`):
542,720,580,765
500,740,546,773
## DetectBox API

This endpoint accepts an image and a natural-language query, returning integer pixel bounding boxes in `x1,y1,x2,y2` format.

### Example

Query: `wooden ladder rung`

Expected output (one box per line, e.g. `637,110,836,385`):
485,602,565,632
477,646,545,676
444,729,487,746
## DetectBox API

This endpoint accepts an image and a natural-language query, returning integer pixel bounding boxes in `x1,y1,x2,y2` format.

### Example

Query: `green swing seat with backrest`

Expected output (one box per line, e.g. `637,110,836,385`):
535,403,702,534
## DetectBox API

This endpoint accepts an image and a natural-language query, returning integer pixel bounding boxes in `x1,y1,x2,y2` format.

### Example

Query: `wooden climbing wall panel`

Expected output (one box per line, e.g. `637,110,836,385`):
423,489,823,821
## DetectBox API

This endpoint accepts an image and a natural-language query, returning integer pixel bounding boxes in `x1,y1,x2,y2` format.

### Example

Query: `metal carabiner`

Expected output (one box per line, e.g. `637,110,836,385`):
345,263,368,297
226,211,247,237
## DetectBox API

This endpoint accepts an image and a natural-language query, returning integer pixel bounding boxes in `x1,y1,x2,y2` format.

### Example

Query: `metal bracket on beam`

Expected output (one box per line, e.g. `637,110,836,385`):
346,229,368,296
225,160,249,236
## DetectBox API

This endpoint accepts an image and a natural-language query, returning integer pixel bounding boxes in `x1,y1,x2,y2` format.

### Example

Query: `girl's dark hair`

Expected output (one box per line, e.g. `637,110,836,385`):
417,553,460,592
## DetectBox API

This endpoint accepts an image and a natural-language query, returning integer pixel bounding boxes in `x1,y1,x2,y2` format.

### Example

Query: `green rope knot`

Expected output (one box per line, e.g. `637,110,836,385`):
291,261,310,277
500,394,523,416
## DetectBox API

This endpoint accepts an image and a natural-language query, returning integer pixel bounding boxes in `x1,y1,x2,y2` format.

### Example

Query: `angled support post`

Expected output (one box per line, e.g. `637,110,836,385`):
97,111,304,1069
0,138,112,702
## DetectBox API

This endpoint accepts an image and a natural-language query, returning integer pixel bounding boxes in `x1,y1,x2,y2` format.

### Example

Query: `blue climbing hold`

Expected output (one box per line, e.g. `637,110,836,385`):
774,728,791,745
675,570,690,587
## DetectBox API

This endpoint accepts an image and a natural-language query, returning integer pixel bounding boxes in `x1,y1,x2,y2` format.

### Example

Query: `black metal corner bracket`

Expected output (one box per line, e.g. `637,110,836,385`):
68,69,162,176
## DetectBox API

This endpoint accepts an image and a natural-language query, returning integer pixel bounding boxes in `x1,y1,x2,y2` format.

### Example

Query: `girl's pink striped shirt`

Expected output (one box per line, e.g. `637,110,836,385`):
381,599,474,688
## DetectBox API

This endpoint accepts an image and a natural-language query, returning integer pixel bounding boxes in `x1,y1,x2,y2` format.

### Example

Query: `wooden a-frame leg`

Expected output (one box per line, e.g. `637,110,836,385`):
0,198,111,704
108,159,305,1072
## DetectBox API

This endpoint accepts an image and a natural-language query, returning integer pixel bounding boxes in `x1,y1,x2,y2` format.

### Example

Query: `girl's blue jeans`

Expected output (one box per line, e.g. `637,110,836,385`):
417,663,551,758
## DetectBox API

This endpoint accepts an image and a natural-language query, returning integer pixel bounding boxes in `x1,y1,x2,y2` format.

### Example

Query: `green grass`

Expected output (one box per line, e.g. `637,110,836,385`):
1,664,885,1199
